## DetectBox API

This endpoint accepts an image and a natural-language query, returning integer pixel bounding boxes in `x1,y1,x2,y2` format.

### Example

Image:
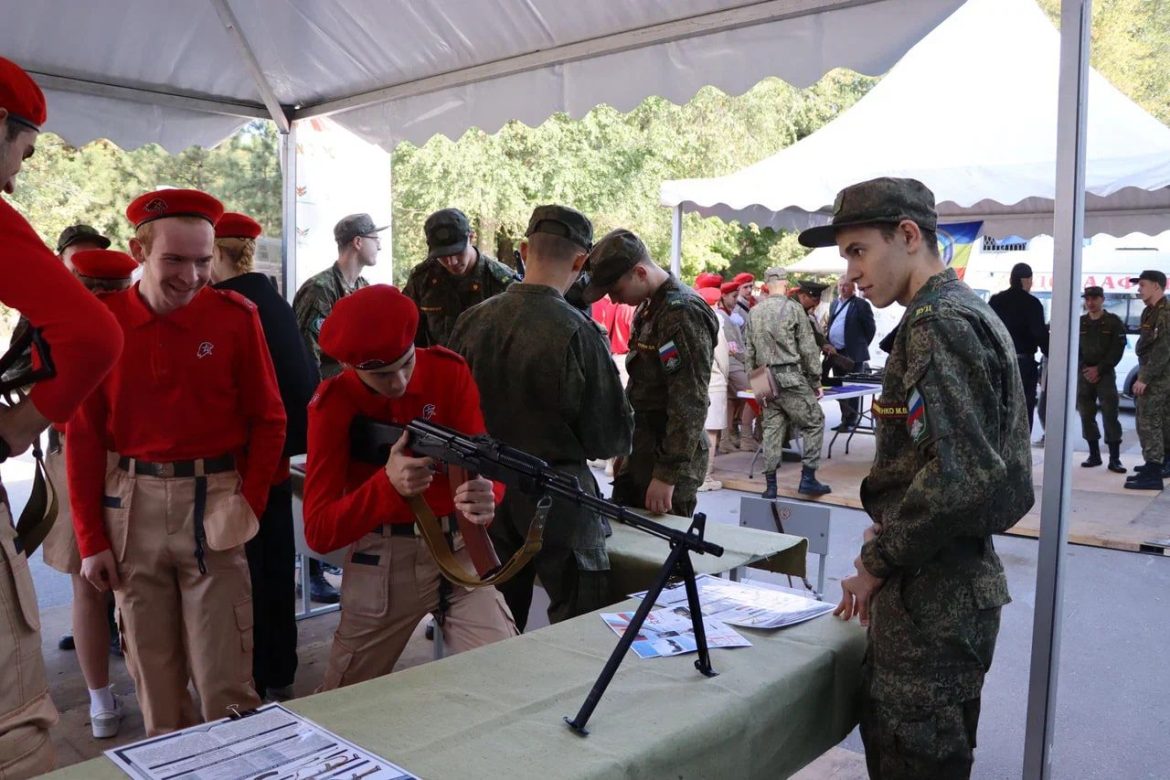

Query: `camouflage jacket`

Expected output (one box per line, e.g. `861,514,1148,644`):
449,284,632,558
1136,296,1170,384
292,262,369,379
624,276,718,484
745,295,820,386
860,268,1032,704
1078,310,1126,373
402,250,518,348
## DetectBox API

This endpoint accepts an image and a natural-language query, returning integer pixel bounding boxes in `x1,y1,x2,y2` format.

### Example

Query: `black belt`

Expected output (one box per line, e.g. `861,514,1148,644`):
117,454,235,478
375,513,459,537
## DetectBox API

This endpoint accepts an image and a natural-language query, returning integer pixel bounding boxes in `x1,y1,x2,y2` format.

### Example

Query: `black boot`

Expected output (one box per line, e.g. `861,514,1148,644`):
798,467,831,496
1162,456,1170,479
1081,441,1102,467
761,471,778,500
1124,462,1164,490
1107,442,1126,474
1126,461,1153,483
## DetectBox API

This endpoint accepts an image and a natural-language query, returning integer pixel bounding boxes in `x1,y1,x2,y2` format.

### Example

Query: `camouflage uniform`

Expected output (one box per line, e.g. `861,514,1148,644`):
1135,296,1170,464
402,251,518,348
1077,309,1126,445
858,269,1032,779
615,276,718,517
292,263,368,379
745,294,824,472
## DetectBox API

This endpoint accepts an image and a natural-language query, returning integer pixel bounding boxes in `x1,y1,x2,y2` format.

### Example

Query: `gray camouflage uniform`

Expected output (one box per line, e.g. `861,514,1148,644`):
292,262,368,379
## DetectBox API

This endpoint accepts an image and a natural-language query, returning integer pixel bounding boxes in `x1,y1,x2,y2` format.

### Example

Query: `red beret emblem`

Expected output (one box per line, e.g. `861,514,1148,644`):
144,198,168,213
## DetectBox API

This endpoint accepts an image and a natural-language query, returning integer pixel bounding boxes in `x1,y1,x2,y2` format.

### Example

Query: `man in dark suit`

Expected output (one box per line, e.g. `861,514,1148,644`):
823,275,876,430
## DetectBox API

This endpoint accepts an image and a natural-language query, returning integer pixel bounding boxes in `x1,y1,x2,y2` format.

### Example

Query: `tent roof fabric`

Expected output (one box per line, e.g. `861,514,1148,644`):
660,0,1170,238
3,0,964,152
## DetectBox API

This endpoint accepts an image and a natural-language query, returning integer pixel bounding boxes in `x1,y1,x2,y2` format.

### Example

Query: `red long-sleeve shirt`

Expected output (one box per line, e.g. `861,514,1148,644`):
303,347,503,555
0,199,122,421
67,284,286,558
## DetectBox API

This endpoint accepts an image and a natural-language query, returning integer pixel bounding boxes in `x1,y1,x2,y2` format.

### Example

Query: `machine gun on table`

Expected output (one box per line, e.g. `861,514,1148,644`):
349,416,725,734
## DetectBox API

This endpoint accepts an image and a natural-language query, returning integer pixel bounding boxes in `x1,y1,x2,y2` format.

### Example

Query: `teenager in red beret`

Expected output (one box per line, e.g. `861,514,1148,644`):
67,188,286,736
303,284,516,690
211,212,318,702
0,55,123,776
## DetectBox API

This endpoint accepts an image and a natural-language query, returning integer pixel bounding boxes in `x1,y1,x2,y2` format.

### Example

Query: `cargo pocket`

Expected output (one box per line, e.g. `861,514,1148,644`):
102,471,136,562
234,598,254,655
339,533,390,619
320,637,356,691
0,519,41,633
204,474,259,551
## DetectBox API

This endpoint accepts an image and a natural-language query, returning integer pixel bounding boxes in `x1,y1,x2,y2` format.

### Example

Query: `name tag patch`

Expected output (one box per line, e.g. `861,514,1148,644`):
871,400,908,419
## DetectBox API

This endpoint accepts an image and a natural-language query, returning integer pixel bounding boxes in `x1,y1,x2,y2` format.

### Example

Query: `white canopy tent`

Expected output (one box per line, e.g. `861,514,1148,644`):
660,0,1170,247
1,1,1104,776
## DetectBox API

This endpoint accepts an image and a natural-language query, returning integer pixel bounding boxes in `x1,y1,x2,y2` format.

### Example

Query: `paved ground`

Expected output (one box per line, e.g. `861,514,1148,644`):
11,402,1170,778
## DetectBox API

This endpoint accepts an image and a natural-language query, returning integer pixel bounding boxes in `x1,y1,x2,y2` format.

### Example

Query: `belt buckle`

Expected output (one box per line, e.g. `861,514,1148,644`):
155,462,176,478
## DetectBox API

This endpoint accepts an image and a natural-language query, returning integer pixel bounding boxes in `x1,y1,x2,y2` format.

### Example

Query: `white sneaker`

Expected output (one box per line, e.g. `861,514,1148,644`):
697,479,723,492
91,693,123,739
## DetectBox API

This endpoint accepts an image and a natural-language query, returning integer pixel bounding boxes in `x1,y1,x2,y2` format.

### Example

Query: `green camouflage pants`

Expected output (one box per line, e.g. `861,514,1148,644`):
1076,373,1122,444
761,378,824,473
612,413,705,518
1135,381,1170,463
859,695,981,780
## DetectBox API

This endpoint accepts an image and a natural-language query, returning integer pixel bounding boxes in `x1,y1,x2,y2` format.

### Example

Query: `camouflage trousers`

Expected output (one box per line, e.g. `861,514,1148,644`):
613,411,706,518
761,373,824,473
1135,380,1170,463
1076,373,1122,444
859,694,981,780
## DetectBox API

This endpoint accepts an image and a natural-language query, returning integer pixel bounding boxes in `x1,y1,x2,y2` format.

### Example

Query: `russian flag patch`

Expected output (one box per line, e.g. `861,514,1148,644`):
658,340,681,373
907,387,927,442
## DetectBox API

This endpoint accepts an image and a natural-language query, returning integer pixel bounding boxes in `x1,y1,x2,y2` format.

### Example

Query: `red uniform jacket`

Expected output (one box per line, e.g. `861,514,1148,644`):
67,284,286,558
303,347,503,555
0,199,122,422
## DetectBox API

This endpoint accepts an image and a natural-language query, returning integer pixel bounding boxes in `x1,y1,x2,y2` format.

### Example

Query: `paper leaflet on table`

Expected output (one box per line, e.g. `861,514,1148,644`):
104,702,418,780
601,608,751,659
630,574,835,629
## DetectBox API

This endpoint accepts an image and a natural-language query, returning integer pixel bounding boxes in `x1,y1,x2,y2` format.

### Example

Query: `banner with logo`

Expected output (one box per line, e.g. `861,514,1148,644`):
937,221,982,280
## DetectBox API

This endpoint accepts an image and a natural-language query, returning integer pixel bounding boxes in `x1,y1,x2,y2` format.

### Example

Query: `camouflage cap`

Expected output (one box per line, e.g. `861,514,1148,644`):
525,204,593,251
798,177,938,248
1130,269,1167,288
424,208,471,259
1081,285,1104,298
581,229,649,305
764,266,787,282
56,224,111,253
335,213,388,246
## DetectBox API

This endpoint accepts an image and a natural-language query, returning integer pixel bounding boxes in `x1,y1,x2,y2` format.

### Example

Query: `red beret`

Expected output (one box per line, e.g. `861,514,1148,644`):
694,272,724,290
720,281,740,295
733,272,755,285
71,249,137,280
216,212,262,239
698,287,722,306
126,189,224,229
320,285,419,369
0,57,46,131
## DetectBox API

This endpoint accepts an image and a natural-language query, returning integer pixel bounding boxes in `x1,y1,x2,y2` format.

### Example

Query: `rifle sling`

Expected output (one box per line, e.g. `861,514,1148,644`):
15,436,59,556
405,494,548,589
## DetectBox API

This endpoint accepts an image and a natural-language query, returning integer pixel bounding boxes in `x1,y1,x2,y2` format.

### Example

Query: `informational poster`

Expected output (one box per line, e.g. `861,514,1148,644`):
105,703,418,780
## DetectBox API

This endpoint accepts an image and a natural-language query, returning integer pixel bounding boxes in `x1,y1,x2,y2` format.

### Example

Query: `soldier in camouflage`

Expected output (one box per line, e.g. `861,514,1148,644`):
1076,286,1127,473
292,213,383,380
450,206,632,630
803,177,1033,780
746,277,831,498
402,208,519,348
581,229,717,518
1126,270,1170,490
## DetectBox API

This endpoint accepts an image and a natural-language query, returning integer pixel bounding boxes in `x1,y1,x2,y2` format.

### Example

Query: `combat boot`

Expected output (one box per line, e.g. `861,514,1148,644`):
1081,441,1102,468
798,467,831,496
761,471,778,500
1124,462,1164,491
1126,461,1153,483
1107,442,1126,474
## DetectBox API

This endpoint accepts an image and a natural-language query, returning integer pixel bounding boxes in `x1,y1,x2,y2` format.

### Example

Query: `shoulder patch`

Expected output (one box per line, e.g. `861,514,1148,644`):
213,288,258,312
907,386,929,443
658,340,682,373
486,257,519,285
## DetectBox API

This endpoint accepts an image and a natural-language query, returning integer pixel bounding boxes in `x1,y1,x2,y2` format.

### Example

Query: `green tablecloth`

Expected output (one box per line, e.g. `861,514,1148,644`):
605,512,807,602
50,601,864,780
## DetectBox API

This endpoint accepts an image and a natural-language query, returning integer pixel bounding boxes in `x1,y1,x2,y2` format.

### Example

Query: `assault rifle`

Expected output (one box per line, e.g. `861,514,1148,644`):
349,416,725,735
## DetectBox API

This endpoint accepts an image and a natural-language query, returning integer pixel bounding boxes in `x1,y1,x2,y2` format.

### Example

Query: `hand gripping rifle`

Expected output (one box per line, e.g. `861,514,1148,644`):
349,416,725,735
0,326,59,554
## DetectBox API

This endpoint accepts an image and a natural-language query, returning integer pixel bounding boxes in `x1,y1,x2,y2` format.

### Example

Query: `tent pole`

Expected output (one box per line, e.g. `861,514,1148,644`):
1023,1,1091,777
670,205,683,278
280,123,299,304
209,0,291,133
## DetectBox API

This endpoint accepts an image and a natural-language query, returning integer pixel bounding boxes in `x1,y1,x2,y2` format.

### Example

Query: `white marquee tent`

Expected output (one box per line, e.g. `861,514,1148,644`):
661,0,1170,245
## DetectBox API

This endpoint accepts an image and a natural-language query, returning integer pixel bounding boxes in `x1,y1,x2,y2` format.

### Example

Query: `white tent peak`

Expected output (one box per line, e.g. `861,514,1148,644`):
661,0,1170,238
